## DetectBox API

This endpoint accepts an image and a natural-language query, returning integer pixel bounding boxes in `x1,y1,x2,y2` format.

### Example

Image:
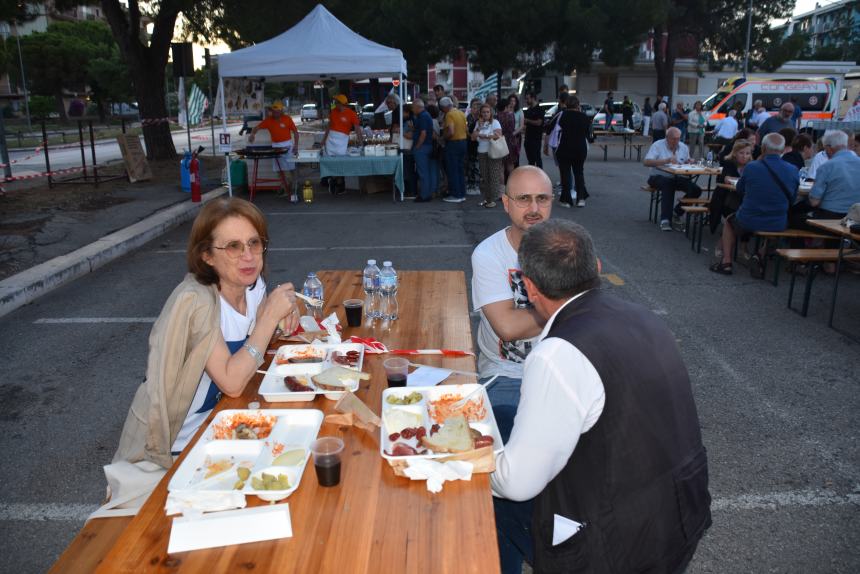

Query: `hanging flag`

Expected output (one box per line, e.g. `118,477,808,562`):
471,73,499,101
187,84,206,125
177,77,187,127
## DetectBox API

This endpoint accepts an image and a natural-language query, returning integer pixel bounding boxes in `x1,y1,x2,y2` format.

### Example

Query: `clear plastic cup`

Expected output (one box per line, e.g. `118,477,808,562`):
383,357,409,388
343,299,364,327
311,437,344,487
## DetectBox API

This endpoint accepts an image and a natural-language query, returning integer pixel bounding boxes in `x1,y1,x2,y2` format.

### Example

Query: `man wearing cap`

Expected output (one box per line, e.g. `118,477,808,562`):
248,101,299,198
322,94,362,194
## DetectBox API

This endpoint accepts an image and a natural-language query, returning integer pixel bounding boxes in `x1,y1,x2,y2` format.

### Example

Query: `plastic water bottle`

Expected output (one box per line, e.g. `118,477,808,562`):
302,272,324,320
706,150,714,167
379,261,398,321
799,167,808,184
362,259,381,319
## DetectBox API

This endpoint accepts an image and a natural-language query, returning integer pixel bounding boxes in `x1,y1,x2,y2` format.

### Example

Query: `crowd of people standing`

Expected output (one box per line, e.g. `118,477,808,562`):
399,84,592,210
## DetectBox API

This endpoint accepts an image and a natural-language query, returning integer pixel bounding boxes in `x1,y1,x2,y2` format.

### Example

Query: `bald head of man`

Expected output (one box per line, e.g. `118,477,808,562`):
503,166,554,235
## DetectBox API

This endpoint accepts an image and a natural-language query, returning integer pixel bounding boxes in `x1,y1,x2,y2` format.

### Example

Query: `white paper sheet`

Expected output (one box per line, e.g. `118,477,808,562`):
167,504,292,553
407,366,451,387
552,513,584,546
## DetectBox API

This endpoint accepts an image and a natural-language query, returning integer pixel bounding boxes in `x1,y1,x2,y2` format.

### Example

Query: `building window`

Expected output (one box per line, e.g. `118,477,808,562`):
678,77,698,95
598,73,618,92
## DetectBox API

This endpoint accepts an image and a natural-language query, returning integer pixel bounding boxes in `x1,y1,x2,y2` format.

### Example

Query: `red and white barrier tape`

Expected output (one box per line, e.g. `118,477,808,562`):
0,145,44,168
3,165,86,182
140,117,172,126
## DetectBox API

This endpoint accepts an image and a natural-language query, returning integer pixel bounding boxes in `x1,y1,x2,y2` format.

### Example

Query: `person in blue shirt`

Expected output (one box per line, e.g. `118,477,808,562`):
807,130,860,218
710,132,798,276
410,98,438,203
790,96,803,130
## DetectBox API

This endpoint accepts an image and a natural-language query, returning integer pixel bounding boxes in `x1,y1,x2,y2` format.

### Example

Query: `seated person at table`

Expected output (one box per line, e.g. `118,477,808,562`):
718,127,755,161
709,139,752,233
109,199,299,500
471,166,552,442
806,130,860,219
778,127,797,154
643,127,702,232
491,219,711,574
322,94,363,194
782,134,814,171
710,133,798,276
248,101,299,198
713,109,739,146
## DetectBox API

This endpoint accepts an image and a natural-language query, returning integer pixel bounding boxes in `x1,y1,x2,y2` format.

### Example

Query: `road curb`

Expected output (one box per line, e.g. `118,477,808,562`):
0,186,228,319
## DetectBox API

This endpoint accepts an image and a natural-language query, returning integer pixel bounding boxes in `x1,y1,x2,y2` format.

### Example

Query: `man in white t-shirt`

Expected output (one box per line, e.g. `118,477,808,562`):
471,166,552,441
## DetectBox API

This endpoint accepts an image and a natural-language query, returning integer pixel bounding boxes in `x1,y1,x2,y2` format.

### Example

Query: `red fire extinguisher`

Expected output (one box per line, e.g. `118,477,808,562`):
190,146,204,202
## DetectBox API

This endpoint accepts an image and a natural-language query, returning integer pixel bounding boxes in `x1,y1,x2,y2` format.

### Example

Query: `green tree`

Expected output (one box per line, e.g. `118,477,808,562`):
16,21,111,119
88,0,194,159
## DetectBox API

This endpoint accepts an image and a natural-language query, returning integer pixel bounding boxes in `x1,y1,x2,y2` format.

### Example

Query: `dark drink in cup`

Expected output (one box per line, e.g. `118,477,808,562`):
387,374,407,387
311,437,344,488
343,299,363,327
314,458,341,487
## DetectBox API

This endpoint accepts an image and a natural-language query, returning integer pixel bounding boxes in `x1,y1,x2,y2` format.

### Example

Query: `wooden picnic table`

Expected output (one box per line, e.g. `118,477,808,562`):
592,129,647,161
51,270,501,574
716,177,813,197
806,219,860,329
657,164,722,194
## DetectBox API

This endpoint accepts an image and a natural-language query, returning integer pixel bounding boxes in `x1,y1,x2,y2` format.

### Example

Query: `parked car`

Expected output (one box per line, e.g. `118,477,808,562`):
541,102,597,120
300,104,319,122
592,102,643,131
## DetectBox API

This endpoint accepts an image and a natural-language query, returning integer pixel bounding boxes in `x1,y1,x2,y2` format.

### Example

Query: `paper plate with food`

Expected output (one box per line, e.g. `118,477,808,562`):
379,385,503,462
168,409,322,501
259,343,368,402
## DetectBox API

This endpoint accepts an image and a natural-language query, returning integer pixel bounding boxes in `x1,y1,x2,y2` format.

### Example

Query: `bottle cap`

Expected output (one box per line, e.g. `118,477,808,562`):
383,261,392,266
367,259,376,265
308,272,317,277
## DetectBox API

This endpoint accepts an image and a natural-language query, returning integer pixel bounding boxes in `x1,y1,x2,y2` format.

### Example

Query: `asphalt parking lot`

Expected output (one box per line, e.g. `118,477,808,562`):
0,148,857,573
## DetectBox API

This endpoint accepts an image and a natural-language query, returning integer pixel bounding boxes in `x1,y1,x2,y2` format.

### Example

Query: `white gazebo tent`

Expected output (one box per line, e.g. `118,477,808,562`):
217,4,407,195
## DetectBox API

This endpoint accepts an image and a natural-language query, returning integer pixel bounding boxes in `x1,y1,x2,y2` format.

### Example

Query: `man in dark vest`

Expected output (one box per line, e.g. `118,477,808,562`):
491,219,711,574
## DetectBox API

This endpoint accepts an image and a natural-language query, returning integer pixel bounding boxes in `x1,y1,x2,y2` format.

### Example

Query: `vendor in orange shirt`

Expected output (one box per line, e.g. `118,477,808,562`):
322,94,362,194
248,101,299,197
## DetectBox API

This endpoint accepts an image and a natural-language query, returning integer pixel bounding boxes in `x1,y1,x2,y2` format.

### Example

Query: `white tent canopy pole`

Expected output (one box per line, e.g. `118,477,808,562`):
219,76,232,197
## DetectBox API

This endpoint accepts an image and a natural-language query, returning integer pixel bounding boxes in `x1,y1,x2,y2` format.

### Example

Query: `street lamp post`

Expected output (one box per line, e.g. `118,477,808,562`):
13,22,32,132
743,0,753,77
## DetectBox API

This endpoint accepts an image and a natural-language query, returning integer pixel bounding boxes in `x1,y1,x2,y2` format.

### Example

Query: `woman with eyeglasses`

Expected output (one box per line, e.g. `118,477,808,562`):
112,197,299,473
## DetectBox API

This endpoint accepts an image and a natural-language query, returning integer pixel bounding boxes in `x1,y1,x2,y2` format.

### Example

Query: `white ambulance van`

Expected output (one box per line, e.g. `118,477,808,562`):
702,77,840,128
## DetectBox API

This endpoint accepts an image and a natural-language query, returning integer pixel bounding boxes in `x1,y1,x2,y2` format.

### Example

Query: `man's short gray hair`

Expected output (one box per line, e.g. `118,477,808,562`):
439,96,453,109
519,220,600,301
761,132,785,154
821,129,849,149
658,102,667,111
412,98,425,109
754,99,762,107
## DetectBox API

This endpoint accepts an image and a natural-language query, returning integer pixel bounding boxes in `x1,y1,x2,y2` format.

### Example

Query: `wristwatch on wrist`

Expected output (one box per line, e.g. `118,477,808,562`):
243,343,264,368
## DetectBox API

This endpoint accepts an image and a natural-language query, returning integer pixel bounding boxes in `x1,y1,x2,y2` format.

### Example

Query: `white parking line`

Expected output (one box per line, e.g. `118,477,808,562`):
33,317,156,324
154,244,474,254
3,489,857,522
267,210,455,216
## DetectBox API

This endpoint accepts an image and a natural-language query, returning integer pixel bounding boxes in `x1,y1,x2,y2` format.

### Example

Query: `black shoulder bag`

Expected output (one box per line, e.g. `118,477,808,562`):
762,160,807,225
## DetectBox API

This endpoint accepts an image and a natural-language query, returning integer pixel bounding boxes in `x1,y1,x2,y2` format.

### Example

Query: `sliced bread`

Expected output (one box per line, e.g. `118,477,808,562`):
312,365,370,391
419,415,475,453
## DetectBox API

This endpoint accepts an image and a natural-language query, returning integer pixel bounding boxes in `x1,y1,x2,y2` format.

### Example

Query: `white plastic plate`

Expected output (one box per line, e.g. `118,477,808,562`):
259,343,365,402
168,409,323,500
379,384,504,462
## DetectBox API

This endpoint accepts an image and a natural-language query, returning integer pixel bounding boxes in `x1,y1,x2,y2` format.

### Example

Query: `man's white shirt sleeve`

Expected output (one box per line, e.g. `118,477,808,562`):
490,336,605,501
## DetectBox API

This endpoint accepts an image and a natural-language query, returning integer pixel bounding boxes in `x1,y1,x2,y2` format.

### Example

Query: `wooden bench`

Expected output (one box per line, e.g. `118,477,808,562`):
641,185,660,223
753,229,833,285
775,248,860,317
681,205,710,252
